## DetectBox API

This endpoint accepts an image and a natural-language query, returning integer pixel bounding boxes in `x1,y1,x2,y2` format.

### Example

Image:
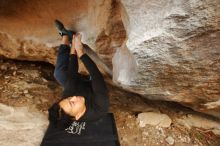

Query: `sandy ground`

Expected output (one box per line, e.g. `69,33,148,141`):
0,59,220,146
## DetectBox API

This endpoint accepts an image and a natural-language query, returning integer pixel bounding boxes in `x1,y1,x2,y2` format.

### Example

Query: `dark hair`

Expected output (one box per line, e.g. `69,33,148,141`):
48,101,73,129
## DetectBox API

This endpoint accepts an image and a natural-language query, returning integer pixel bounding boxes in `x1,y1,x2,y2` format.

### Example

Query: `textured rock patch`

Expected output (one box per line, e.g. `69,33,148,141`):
137,112,172,128
0,103,48,146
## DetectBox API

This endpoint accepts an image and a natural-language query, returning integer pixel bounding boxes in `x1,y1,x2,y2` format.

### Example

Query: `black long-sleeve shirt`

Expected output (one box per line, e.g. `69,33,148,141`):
62,53,109,121
80,54,109,119
41,53,119,146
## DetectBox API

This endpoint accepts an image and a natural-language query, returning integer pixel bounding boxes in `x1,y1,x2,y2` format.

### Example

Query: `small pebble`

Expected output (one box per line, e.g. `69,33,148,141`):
23,90,29,94
25,94,33,98
165,136,175,145
13,71,17,76
42,78,48,83
0,65,8,70
11,93,19,98
10,66,18,70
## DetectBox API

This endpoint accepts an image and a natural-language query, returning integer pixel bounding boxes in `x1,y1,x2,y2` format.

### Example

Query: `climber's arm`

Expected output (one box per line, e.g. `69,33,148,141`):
80,53,109,113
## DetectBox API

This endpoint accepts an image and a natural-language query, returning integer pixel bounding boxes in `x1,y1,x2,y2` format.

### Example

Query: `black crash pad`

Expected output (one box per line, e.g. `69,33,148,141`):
40,113,120,146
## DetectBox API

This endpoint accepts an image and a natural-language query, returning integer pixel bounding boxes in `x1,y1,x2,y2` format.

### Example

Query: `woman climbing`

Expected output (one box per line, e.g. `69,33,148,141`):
40,20,120,146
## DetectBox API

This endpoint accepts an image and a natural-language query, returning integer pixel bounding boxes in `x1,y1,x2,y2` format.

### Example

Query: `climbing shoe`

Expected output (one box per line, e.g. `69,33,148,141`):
54,19,74,43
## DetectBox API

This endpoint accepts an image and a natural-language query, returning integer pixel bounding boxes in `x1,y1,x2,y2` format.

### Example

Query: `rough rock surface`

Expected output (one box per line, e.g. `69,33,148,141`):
137,112,172,128
0,0,219,118
0,0,126,68
0,103,48,146
176,114,220,135
116,0,220,118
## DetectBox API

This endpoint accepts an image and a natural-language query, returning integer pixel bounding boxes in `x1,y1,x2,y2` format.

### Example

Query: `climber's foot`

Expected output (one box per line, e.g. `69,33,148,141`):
54,19,74,43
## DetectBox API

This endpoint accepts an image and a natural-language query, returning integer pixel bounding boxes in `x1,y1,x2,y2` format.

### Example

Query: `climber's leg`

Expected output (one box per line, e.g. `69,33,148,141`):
54,36,70,86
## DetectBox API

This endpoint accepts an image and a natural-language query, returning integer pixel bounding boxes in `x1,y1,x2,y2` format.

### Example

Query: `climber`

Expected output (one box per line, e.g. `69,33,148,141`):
40,20,120,146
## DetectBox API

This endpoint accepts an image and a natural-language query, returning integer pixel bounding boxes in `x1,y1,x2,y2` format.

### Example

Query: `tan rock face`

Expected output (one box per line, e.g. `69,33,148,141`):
0,0,219,118
0,0,125,66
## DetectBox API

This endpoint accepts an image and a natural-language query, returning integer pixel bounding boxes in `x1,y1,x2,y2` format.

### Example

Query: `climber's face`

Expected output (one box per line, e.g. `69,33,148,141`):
59,96,86,120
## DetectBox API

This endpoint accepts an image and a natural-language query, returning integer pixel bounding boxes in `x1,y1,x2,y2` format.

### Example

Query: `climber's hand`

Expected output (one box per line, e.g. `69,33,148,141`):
75,33,85,57
70,35,76,55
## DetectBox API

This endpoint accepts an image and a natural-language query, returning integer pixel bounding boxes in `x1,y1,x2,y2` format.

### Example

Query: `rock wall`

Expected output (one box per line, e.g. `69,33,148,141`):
0,0,219,118
115,0,220,118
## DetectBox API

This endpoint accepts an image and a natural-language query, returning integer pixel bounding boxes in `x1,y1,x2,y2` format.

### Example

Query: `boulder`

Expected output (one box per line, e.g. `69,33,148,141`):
114,0,220,118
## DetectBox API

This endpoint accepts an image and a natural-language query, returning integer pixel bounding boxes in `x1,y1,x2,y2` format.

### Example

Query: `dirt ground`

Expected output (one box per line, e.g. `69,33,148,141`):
0,59,220,146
